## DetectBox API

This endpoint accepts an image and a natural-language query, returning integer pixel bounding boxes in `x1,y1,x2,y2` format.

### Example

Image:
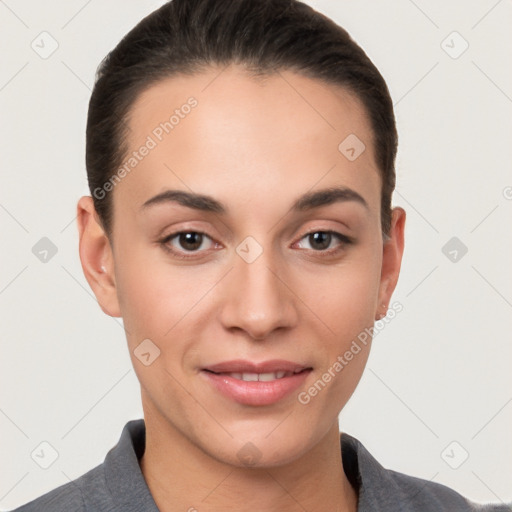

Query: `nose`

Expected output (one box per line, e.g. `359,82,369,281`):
218,250,298,341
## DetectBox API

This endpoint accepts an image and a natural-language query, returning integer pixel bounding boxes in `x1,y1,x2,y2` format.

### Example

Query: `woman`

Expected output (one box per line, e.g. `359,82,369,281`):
12,0,510,510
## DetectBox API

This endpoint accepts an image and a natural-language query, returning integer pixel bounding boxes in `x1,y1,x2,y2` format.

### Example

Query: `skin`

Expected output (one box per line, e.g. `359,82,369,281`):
77,65,405,511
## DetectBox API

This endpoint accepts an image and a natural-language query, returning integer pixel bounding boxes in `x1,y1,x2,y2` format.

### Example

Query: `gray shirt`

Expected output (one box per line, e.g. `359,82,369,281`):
11,419,511,511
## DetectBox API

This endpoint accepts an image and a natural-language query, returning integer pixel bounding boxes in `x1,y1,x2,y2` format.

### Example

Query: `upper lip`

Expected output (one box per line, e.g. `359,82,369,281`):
202,359,311,374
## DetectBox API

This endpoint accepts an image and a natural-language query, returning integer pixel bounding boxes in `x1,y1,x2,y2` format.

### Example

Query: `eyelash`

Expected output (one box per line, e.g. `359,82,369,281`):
159,229,354,260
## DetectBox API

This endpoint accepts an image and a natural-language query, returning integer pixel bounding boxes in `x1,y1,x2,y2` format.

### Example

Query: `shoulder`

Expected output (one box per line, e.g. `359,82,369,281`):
9,419,153,512
340,432,511,512
9,462,104,512
386,468,511,511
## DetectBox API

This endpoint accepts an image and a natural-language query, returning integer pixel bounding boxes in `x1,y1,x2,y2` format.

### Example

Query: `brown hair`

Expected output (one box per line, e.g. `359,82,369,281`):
86,0,397,237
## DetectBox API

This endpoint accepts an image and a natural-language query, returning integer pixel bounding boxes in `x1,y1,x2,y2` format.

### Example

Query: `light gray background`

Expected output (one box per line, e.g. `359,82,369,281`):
1,0,511,509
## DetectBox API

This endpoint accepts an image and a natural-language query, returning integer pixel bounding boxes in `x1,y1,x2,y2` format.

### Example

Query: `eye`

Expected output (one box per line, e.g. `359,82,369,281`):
159,229,352,260
295,230,353,253
161,231,217,257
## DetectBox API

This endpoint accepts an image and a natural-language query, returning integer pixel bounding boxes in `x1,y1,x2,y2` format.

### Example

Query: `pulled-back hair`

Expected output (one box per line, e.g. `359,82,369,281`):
86,0,397,237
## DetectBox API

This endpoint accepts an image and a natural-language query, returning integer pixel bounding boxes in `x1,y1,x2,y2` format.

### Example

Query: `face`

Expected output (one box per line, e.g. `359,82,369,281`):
79,65,404,468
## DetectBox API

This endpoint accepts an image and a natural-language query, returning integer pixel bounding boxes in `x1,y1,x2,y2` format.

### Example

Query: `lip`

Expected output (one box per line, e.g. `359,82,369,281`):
203,359,309,374
201,359,312,406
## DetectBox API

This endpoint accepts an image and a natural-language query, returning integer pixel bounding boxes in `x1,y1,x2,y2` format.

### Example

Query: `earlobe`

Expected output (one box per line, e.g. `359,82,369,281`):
76,196,122,317
376,207,406,319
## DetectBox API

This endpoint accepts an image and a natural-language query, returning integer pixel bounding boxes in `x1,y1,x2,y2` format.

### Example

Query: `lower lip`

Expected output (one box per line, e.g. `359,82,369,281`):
201,370,311,406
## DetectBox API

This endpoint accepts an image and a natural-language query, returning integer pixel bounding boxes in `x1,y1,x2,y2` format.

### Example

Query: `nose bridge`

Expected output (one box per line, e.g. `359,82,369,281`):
219,241,297,339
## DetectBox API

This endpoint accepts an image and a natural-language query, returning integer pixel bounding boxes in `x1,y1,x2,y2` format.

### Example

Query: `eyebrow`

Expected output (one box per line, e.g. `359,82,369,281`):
140,186,369,214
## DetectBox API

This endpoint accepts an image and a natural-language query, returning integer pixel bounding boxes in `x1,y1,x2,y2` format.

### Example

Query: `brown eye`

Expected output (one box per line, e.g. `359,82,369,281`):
296,231,352,252
177,232,204,251
162,231,216,255
308,232,332,251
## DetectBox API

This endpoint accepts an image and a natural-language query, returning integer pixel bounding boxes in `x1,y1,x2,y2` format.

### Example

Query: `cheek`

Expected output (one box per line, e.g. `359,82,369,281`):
114,246,216,354
113,243,177,340
298,264,377,416
300,251,381,333
297,245,381,395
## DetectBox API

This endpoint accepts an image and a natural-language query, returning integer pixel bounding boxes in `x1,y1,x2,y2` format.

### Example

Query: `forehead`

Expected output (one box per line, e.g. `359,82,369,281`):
114,65,380,221
128,65,375,150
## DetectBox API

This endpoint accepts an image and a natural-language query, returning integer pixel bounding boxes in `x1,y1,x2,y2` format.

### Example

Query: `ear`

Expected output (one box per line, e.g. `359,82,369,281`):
76,196,121,317
376,207,406,320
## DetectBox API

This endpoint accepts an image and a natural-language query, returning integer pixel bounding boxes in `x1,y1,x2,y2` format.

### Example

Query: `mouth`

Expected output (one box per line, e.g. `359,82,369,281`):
202,368,307,382
200,359,312,406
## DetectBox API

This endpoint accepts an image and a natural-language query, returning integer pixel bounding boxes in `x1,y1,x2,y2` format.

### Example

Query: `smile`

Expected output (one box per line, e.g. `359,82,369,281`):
201,360,312,406
209,370,301,382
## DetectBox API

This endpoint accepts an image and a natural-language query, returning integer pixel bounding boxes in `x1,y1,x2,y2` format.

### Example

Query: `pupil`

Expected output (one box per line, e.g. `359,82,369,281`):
310,232,330,250
180,232,202,251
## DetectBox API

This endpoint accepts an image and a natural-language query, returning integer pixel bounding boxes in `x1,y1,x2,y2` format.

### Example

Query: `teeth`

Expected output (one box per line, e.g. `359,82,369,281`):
222,371,295,381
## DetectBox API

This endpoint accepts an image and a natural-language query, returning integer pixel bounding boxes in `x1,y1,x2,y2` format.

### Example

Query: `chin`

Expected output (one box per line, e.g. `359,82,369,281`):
201,426,318,470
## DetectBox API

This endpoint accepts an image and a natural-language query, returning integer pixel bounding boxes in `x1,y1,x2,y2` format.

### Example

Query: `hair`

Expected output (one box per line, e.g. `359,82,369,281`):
86,0,397,238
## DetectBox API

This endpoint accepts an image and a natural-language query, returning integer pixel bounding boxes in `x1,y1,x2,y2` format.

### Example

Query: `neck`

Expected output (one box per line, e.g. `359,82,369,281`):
139,408,358,512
